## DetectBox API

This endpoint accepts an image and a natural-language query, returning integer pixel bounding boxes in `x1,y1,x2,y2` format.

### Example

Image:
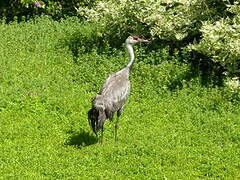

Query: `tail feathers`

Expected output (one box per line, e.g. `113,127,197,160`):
88,108,98,135
88,107,107,135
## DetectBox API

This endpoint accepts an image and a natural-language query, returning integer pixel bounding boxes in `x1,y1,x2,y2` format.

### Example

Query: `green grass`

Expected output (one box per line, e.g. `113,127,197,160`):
0,16,239,179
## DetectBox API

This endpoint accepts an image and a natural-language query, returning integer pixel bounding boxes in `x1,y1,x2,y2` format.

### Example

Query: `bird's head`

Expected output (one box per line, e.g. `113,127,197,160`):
125,35,150,45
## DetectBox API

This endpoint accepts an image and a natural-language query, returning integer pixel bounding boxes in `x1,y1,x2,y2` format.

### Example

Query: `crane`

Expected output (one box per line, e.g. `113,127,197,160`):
88,35,149,142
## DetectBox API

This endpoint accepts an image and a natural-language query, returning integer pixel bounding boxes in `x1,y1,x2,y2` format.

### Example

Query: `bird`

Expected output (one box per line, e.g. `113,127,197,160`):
88,35,149,143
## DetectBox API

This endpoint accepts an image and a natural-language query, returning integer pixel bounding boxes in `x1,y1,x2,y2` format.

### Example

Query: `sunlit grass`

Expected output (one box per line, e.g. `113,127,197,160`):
0,16,239,179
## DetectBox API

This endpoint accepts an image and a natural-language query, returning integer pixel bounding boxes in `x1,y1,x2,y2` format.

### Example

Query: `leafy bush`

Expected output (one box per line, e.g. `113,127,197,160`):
0,0,100,21
190,2,240,76
76,0,240,79
77,0,230,44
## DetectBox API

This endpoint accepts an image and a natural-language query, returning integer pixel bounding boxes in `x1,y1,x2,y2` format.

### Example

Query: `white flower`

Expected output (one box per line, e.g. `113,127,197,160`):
226,77,240,91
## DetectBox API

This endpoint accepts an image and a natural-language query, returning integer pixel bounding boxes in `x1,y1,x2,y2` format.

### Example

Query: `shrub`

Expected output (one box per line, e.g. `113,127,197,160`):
76,0,230,45
0,0,100,21
189,2,240,76
76,0,240,79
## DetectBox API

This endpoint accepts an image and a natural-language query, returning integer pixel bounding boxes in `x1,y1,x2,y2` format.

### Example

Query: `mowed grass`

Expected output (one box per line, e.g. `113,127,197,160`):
0,16,239,179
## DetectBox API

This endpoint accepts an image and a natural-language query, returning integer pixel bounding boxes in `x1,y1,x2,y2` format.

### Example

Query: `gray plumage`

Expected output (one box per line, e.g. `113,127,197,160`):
88,35,149,141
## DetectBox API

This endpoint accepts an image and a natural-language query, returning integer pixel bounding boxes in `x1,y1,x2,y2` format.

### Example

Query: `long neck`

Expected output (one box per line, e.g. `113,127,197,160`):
126,43,134,69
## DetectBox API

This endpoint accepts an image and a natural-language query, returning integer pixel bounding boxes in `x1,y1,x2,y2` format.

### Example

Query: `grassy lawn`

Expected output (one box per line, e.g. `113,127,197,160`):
0,17,239,179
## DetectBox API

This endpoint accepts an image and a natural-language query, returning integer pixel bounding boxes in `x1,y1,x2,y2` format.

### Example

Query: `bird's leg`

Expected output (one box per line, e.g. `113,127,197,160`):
115,109,122,141
115,116,120,142
100,126,104,144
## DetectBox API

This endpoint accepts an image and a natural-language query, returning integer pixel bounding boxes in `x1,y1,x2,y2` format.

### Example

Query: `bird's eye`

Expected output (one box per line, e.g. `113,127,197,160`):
132,36,139,40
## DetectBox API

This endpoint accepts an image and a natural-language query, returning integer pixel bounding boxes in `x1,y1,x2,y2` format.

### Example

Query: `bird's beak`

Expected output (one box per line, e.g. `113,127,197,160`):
138,38,150,43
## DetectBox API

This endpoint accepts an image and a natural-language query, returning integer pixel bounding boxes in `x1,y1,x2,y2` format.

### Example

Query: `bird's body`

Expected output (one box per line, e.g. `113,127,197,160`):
88,35,149,142
100,67,130,115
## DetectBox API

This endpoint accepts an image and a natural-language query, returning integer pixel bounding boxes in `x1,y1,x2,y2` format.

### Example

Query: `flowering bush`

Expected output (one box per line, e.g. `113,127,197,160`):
76,0,229,41
226,77,240,92
21,0,45,8
0,0,93,21
76,0,240,77
20,0,63,18
190,2,240,76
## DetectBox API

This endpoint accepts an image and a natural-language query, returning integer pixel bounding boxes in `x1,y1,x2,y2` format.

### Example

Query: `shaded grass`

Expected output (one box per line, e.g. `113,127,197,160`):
66,130,98,148
0,16,239,179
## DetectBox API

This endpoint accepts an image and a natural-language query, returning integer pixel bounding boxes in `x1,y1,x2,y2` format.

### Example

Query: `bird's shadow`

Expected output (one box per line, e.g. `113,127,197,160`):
65,130,98,148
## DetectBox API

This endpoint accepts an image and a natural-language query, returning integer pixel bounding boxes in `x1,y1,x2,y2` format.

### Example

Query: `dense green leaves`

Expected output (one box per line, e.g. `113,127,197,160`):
0,17,240,179
190,2,240,76
76,0,240,76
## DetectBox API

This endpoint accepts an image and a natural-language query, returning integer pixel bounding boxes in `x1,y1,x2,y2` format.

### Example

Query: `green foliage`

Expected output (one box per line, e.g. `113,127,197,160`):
0,17,240,179
76,0,240,78
77,0,229,42
0,0,100,21
190,2,240,76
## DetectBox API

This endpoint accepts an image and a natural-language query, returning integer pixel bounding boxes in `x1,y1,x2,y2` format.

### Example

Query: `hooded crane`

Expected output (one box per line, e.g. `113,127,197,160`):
88,35,149,142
